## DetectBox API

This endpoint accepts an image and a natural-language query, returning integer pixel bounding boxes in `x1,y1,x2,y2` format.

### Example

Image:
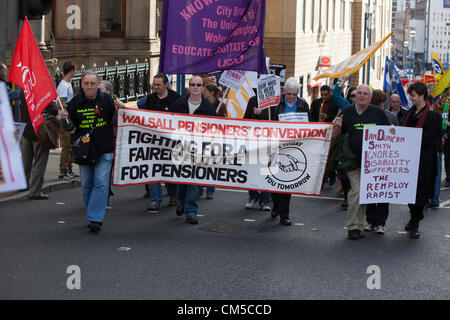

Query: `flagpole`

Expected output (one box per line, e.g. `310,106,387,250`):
217,87,230,114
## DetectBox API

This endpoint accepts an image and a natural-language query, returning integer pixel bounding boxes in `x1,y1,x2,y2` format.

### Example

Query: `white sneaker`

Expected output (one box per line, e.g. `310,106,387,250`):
375,225,386,234
245,198,257,209
364,223,374,232
261,203,271,211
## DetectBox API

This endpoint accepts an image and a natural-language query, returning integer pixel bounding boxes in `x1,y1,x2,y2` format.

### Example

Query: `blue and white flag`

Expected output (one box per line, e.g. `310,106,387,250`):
384,57,408,107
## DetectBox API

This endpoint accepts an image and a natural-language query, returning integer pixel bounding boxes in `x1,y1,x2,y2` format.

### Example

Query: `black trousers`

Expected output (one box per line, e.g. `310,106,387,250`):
408,204,425,227
366,203,389,226
271,193,291,219
337,169,351,198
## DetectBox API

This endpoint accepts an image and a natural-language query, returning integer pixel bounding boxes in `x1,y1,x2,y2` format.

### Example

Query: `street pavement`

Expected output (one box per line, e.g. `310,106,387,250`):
1,152,450,300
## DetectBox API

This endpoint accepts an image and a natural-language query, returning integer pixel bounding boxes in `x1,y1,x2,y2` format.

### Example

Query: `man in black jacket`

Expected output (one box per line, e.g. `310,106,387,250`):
310,85,339,123
60,71,116,233
20,91,58,200
169,75,217,225
139,73,180,212
387,94,408,125
335,85,390,240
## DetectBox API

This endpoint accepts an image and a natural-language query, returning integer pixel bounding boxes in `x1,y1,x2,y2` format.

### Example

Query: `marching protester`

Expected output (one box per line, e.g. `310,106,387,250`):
311,85,340,186
387,93,408,125
371,90,399,125
310,85,339,123
429,92,450,208
20,92,59,200
438,92,450,188
329,75,356,210
200,82,227,199
56,62,78,181
242,90,274,212
204,83,227,118
98,80,124,210
403,82,442,238
271,77,310,226
138,73,180,212
334,84,390,240
331,74,357,111
363,89,399,235
0,62,21,120
169,75,217,224
59,71,116,233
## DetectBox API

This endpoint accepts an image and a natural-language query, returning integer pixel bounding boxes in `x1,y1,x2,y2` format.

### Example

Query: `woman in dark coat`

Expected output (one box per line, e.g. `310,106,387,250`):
403,82,442,239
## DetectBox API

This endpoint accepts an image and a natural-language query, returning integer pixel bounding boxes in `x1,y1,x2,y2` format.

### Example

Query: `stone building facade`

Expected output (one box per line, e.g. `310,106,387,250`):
2,0,163,77
265,0,392,102
2,0,391,105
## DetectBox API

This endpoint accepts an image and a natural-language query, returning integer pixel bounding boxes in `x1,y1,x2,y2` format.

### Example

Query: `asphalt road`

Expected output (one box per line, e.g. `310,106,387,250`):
1,182,450,300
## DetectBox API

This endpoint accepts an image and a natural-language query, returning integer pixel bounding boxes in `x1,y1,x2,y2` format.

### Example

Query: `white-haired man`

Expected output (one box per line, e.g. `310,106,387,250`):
270,77,310,226
334,85,390,240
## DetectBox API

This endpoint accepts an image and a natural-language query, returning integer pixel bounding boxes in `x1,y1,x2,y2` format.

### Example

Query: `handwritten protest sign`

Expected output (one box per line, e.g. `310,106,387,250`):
14,122,26,142
360,126,422,204
113,108,333,196
0,83,27,193
159,0,268,74
219,70,247,91
257,74,281,110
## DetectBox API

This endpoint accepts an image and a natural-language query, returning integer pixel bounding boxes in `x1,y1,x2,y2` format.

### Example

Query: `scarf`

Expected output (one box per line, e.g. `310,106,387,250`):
403,102,430,128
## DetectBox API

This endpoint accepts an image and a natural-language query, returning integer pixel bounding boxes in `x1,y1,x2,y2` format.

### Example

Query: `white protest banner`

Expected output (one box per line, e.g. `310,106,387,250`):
0,83,27,193
257,74,281,110
278,113,309,123
113,108,333,196
360,126,422,204
219,70,247,91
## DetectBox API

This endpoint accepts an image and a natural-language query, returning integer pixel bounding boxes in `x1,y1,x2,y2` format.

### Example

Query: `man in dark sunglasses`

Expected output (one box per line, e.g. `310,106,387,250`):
169,75,217,225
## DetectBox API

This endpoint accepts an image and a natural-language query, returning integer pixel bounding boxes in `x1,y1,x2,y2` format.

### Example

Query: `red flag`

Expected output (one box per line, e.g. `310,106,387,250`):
8,17,57,133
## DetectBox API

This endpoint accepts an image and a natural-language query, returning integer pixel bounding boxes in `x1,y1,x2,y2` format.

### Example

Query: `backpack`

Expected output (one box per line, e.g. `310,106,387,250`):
36,113,61,149
325,133,360,176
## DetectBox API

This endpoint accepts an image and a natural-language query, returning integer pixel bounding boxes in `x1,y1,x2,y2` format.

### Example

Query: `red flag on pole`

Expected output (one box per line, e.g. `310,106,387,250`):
8,17,57,133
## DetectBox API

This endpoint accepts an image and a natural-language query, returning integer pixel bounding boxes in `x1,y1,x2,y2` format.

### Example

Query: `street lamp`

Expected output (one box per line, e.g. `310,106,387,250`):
403,41,409,76
410,30,416,79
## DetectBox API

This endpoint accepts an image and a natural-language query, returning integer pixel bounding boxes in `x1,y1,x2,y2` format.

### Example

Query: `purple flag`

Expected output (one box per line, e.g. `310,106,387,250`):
159,0,268,74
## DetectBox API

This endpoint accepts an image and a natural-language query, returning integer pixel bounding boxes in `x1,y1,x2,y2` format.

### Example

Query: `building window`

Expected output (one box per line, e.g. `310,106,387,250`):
331,0,336,30
340,0,345,30
298,0,305,32
100,0,125,37
156,0,164,37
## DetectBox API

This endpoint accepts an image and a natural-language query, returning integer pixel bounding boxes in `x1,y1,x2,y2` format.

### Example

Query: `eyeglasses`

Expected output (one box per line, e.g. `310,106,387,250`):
285,93,298,96
190,83,203,87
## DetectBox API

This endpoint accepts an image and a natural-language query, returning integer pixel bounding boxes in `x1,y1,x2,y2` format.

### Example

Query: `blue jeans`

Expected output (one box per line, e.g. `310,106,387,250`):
146,182,177,201
178,184,202,217
150,183,163,204
207,186,215,196
248,190,271,204
80,153,114,222
430,152,442,206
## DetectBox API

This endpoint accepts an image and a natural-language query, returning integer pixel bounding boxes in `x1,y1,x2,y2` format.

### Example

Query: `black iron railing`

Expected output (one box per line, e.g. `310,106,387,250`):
54,61,150,102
